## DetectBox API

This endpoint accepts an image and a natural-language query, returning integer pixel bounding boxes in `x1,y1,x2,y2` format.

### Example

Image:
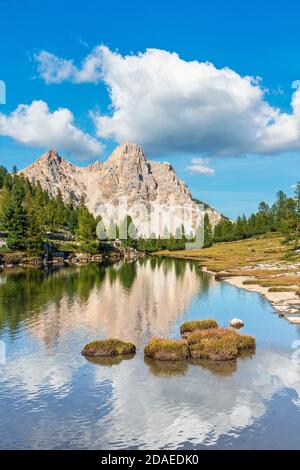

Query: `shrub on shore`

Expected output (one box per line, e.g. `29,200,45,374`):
180,319,218,336
82,338,136,357
144,338,190,361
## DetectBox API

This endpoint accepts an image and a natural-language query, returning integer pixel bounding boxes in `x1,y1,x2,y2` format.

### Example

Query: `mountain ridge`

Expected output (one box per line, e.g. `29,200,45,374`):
21,143,222,235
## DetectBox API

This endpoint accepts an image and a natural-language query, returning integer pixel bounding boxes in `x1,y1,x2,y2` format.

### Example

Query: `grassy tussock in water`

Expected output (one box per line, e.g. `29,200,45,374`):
180,319,218,335
237,334,256,351
82,338,136,357
188,328,238,361
144,322,256,362
144,338,190,361
187,328,255,361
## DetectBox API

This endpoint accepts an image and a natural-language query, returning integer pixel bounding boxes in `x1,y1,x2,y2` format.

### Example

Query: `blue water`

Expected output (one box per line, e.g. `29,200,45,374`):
0,258,300,449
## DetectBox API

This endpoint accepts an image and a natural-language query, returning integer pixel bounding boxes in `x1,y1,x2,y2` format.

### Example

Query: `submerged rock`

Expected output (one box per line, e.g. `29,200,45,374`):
230,318,244,329
82,338,136,357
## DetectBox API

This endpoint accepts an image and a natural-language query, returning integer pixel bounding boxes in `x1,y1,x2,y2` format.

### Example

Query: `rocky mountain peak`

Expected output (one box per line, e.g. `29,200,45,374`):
39,149,62,164
21,143,223,235
107,142,147,167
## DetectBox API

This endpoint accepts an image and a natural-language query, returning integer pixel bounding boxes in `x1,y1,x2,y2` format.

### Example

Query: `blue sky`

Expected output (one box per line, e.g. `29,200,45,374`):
0,0,299,218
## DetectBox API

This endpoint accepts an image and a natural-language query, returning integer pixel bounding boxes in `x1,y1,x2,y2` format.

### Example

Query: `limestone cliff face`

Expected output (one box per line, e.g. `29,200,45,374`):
21,143,222,235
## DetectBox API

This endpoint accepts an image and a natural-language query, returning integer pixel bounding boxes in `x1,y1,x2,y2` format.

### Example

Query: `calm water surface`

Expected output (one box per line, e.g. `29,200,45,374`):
0,257,300,449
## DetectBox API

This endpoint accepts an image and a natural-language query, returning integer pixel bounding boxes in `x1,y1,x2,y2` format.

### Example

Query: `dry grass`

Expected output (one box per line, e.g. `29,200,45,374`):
268,287,296,293
258,276,300,287
156,234,300,291
82,338,136,357
157,235,296,270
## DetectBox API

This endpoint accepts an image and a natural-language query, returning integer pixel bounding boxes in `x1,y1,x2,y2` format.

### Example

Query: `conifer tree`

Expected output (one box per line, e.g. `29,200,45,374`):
203,213,213,247
1,186,29,250
76,204,97,241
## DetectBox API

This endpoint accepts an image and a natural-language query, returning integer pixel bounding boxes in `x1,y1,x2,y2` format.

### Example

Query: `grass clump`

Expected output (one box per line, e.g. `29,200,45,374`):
188,328,238,361
268,287,296,293
143,319,256,364
144,338,189,361
180,319,218,336
237,334,256,352
242,279,260,285
82,338,136,357
187,326,256,361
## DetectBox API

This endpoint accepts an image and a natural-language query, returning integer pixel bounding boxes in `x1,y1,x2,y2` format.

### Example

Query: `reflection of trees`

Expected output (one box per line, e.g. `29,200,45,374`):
0,264,108,335
117,262,137,290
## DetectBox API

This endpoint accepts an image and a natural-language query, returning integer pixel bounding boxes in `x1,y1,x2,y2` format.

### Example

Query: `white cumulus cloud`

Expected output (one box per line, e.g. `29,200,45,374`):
33,46,300,158
186,157,215,175
0,100,103,159
33,47,104,84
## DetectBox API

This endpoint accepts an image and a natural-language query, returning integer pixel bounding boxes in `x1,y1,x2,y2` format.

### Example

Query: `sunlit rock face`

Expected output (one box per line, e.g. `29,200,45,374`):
21,143,222,236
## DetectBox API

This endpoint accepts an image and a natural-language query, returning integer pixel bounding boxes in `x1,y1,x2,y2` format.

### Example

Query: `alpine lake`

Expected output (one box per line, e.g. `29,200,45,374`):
0,257,300,449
